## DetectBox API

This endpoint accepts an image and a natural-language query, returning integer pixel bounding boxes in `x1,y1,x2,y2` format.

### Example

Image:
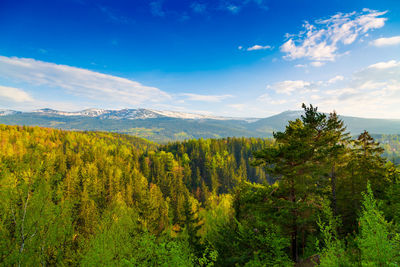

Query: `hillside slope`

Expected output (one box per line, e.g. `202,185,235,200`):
1,108,399,142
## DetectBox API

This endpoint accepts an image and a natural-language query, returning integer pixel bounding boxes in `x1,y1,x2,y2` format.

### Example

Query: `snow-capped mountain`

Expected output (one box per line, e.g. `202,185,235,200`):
32,108,108,117
1,109,399,143
0,110,20,116
30,108,255,121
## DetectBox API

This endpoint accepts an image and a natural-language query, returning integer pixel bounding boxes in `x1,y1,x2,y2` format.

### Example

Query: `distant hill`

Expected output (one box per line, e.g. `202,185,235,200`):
1,108,399,142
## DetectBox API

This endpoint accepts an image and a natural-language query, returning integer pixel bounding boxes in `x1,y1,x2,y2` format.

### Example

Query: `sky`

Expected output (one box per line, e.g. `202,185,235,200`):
1,0,400,118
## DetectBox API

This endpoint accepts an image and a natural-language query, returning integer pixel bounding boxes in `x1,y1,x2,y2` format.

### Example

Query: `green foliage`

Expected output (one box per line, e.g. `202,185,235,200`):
1,107,400,267
0,125,187,265
204,182,292,266
237,220,292,267
357,183,400,266
317,200,350,267
3,110,400,143
81,203,193,266
252,104,330,262
382,162,400,226
162,137,272,195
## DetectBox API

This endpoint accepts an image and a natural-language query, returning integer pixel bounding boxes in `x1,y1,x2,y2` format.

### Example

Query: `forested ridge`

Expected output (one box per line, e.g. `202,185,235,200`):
2,109,400,143
1,105,400,266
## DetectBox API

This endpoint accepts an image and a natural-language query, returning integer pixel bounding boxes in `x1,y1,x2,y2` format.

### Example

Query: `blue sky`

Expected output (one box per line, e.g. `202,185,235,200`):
1,0,400,118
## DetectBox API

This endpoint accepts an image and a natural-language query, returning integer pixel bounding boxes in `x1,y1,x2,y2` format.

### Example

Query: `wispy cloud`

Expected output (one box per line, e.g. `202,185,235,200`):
0,85,33,103
257,93,288,105
150,0,165,17
246,45,272,51
368,60,400,69
181,93,233,102
0,55,171,106
310,61,325,67
258,75,347,108
226,4,240,14
220,0,268,14
98,5,133,24
267,80,312,95
261,60,400,118
371,36,400,46
227,103,245,111
191,2,207,13
327,75,344,84
267,76,343,96
281,9,387,62
318,61,400,118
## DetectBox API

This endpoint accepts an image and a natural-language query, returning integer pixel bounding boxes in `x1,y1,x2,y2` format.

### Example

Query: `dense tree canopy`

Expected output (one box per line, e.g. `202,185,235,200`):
0,105,399,266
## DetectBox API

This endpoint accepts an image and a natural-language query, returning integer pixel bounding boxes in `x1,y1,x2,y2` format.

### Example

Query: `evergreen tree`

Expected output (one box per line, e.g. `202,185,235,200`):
252,104,327,262
322,112,351,216
357,183,399,266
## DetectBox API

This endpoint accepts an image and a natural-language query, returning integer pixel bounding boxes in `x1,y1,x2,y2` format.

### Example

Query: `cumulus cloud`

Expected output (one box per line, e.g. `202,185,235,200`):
368,60,400,69
317,63,400,118
371,36,400,46
281,9,387,62
246,45,272,51
181,93,233,102
264,60,400,118
0,55,171,106
0,85,33,103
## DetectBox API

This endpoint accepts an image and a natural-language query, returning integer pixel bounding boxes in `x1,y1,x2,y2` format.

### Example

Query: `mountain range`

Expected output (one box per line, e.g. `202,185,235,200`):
1,108,399,142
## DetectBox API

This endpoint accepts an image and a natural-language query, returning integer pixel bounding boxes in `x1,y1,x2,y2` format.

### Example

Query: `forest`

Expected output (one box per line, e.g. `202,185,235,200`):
1,104,400,266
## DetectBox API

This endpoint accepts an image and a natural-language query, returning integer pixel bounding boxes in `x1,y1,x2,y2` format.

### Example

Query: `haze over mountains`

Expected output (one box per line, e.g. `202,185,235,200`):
1,108,399,143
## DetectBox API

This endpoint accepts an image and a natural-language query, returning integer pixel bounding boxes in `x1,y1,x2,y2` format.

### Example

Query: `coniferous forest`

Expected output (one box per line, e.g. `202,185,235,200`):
1,105,400,266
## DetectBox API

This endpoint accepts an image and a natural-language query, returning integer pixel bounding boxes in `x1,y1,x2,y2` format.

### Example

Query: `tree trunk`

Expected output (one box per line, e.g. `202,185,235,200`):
291,224,298,262
290,179,298,262
331,163,337,216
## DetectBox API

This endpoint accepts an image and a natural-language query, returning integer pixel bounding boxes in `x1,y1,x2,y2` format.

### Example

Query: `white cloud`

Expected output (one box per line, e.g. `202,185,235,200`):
0,55,171,106
368,60,400,69
310,61,325,67
245,59,400,118
181,93,233,102
221,0,268,14
257,93,288,105
268,80,311,95
285,61,400,118
327,75,344,84
247,45,272,51
0,85,33,103
226,5,239,14
281,9,387,62
371,36,400,46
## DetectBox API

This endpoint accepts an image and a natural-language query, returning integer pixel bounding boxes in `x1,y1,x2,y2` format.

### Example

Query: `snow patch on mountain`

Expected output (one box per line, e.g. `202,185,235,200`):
28,108,258,121
0,110,19,116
